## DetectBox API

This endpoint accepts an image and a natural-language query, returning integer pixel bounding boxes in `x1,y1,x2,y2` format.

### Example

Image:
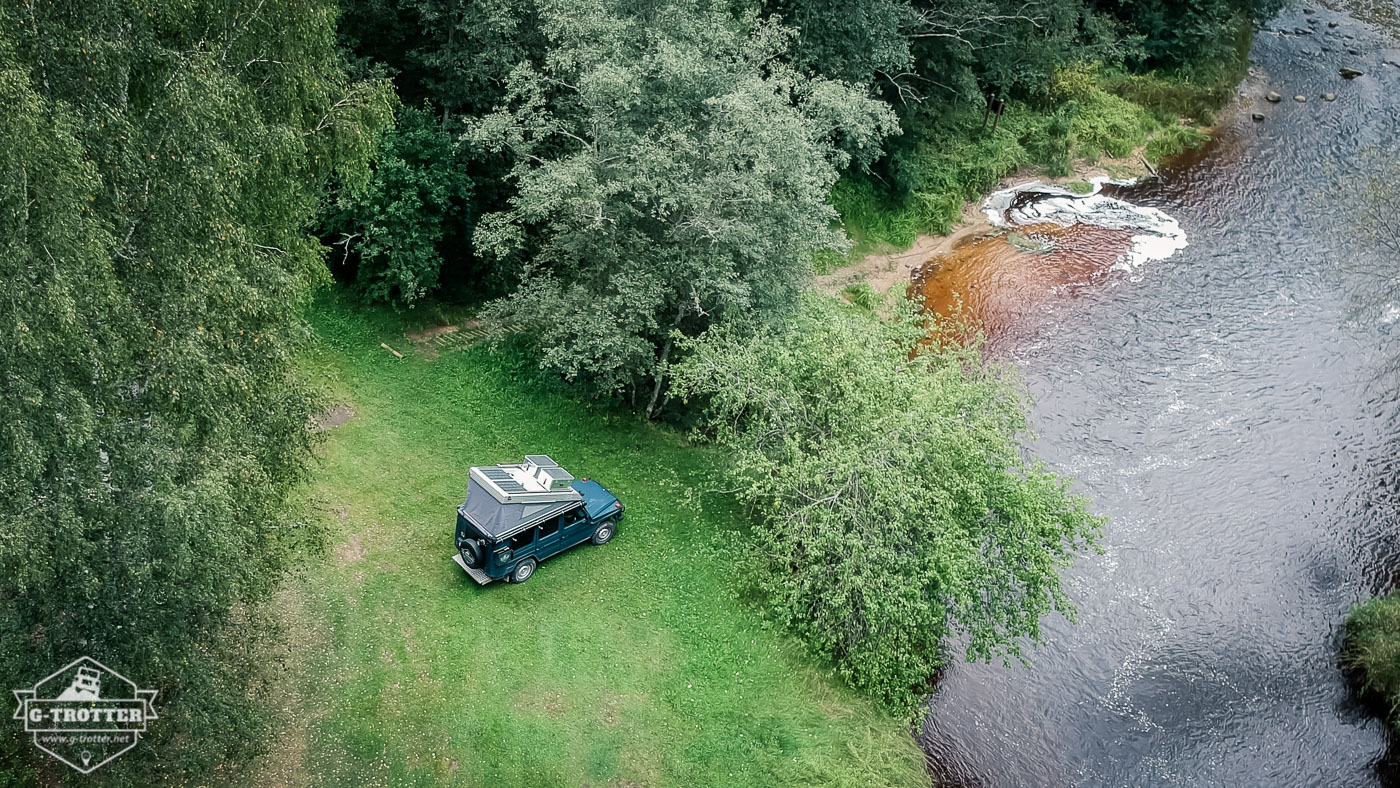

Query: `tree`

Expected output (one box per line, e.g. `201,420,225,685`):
671,293,1103,712
1091,0,1281,73
339,0,543,121
763,0,913,88
0,1,391,780
323,104,473,305
469,0,897,415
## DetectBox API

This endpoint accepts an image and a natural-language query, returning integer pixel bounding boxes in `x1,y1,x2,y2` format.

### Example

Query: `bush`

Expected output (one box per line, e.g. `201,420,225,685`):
323,105,472,306
1049,62,1102,103
831,177,920,253
1103,69,1235,124
1144,124,1210,164
672,294,1103,714
841,282,880,311
1344,592,1400,725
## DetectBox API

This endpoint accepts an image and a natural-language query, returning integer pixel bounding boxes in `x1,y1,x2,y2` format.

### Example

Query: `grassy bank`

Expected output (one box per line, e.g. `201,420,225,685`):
1344,592,1400,728
831,60,1245,264
241,293,927,787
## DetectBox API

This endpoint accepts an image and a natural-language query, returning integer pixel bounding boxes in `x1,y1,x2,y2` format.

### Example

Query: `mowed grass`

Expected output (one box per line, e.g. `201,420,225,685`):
256,293,927,787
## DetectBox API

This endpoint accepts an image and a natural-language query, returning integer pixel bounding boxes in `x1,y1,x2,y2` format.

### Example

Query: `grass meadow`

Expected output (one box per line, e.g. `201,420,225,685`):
234,293,927,787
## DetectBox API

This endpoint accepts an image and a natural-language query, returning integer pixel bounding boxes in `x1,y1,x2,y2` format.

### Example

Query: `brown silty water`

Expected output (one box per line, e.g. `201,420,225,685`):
910,220,1138,350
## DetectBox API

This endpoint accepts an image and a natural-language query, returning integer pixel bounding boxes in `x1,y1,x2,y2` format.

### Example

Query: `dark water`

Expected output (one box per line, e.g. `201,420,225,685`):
918,7,1400,786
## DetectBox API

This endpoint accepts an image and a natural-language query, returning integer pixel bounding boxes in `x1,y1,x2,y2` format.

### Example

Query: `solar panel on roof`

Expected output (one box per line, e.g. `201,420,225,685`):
481,467,526,492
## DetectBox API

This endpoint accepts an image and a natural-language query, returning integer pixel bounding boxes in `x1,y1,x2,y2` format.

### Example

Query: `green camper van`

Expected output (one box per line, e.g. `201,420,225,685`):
452,455,624,584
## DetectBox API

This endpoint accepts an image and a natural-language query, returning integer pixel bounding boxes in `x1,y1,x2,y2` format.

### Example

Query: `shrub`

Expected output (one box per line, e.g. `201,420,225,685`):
831,177,920,253
841,282,880,311
1144,124,1210,164
1049,62,1101,103
1068,88,1156,159
1102,69,1234,124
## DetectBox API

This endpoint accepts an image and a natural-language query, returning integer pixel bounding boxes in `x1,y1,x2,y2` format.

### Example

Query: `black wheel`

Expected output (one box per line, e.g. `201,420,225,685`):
591,521,615,545
459,540,483,567
510,558,537,583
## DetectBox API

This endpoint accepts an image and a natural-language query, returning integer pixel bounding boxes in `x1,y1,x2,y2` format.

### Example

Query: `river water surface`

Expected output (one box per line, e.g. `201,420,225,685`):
917,6,1400,786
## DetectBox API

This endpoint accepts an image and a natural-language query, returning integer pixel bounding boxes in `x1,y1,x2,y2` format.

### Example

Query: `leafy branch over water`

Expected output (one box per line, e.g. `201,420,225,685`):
673,293,1104,713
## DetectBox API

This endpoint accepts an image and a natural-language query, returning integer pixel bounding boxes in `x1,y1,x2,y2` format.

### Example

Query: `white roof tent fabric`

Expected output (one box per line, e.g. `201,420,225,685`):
459,456,582,540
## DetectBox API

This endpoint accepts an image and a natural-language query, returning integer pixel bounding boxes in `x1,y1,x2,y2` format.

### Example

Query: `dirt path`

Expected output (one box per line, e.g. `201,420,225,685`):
815,204,998,296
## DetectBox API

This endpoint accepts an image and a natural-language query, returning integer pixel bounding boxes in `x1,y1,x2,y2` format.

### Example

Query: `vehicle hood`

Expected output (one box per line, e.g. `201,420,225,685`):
572,479,622,520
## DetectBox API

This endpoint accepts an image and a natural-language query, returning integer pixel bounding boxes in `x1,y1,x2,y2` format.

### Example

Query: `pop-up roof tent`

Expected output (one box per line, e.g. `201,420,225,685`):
459,455,582,540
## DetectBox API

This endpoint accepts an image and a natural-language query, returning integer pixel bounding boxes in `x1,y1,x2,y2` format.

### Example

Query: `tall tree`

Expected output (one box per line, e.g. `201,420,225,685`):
469,0,896,414
0,1,391,780
338,0,543,120
764,0,913,88
672,294,1104,712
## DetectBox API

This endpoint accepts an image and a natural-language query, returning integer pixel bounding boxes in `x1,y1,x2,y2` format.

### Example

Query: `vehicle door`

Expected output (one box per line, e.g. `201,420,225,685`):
534,515,563,559
559,508,592,548
501,527,537,569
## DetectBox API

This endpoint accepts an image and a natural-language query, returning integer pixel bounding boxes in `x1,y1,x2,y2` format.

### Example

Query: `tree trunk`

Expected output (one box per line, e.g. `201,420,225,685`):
645,334,674,420
442,2,456,125
645,301,686,420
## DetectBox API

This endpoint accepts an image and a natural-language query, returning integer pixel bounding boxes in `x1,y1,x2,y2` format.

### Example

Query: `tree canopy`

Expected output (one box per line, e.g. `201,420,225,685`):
468,0,895,411
672,294,1104,711
322,104,472,305
0,1,391,779
0,0,1289,776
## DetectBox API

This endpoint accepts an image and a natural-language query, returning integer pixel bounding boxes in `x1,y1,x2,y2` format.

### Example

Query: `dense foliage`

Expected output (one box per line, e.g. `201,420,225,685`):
1,0,1286,779
469,1,895,411
322,104,472,305
672,295,1104,712
0,1,390,781
327,0,1281,313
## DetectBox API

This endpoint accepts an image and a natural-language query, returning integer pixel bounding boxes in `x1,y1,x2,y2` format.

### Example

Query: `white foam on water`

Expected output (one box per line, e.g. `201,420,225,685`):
982,178,1188,271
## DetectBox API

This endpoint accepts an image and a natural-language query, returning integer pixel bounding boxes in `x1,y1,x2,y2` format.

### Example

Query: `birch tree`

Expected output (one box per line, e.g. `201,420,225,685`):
0,1,391,778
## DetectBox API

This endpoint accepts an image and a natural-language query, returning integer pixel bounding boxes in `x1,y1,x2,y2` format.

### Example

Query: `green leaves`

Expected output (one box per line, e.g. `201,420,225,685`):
323,104,472,305
469,0,895,406
672,293,1103,713
0,1,389,779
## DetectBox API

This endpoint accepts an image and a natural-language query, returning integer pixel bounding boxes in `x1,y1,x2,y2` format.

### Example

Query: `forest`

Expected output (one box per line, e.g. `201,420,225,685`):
2,0,1285,783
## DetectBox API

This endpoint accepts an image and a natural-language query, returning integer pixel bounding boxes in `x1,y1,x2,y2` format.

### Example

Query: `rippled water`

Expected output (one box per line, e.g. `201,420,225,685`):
913,222,1138,349
917,7,1400,786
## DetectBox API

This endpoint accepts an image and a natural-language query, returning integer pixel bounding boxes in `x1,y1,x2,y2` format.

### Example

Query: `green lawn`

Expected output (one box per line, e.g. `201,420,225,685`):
245,294,927,787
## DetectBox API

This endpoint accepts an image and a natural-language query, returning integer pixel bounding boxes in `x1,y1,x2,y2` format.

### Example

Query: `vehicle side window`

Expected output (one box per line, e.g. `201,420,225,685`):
508,529,534,550
538,519,560,539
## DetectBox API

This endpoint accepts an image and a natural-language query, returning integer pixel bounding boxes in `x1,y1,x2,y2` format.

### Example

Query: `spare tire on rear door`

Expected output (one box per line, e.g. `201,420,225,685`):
459,539,484,567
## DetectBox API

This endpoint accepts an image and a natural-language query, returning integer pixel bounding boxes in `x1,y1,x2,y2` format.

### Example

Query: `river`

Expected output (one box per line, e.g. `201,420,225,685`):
917,5,1400,786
